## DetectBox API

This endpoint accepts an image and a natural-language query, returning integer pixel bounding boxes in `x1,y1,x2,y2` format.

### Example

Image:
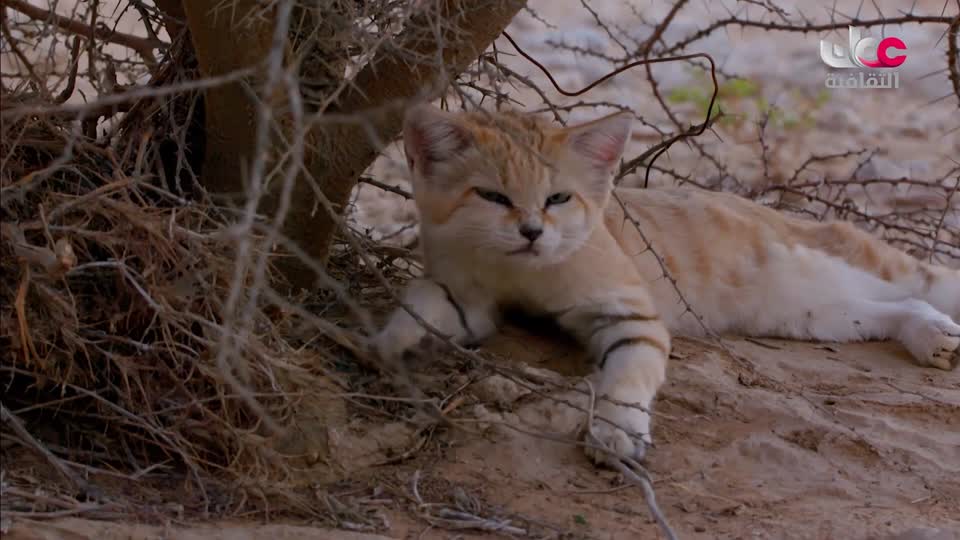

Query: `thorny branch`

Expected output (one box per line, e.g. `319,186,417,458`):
501,30,720,188
948,14,960,108
658,13,957,57
4,0,166,66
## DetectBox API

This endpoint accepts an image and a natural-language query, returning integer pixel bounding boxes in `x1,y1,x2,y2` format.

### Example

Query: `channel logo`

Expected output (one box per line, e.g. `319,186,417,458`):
819,26,907,69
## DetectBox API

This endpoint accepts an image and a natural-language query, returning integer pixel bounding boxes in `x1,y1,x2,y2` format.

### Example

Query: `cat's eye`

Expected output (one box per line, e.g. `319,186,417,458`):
545,192,572,207
474,188,513,207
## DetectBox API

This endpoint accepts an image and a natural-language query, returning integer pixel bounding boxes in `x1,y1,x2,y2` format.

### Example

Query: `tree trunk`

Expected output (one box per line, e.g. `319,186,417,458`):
183,0,526,290
181,0,275,199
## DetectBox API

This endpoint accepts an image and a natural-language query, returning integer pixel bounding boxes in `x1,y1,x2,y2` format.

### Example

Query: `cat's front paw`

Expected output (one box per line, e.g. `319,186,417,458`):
584,401,652,466
901,313,960,370
373,307,431,366
373,327,420,366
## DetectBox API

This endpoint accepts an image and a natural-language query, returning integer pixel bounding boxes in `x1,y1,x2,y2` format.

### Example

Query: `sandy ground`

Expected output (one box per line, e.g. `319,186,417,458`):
453,331,960,539
4,334,959,539
3,0,960,538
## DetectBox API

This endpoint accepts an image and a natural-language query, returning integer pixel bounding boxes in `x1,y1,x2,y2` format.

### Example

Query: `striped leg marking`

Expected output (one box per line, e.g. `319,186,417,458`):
375,278,495,362
561,304,670,464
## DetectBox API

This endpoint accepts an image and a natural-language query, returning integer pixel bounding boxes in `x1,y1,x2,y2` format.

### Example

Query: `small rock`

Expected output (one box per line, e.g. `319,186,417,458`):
469,403,502,428
472,374,530,407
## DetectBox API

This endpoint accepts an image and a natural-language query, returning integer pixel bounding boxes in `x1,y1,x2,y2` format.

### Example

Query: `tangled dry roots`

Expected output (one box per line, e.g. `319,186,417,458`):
0,95,344,514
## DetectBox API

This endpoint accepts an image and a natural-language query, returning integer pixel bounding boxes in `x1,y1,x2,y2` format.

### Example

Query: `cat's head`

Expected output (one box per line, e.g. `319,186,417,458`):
403,105,631,265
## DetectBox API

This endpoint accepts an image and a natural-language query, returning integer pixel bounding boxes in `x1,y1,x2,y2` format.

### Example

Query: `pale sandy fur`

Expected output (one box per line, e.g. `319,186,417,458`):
374,105,960,465
610,188,960,358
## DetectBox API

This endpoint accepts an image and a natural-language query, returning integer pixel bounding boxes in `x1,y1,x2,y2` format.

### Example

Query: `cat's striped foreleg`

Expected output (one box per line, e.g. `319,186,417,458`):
558,296,671,463
375,278,497,362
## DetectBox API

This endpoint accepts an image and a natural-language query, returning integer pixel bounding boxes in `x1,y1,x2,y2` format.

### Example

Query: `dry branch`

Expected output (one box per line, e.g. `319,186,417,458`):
3,0,166,66
659,13,957,57
948,14,960,108
185,0,527,289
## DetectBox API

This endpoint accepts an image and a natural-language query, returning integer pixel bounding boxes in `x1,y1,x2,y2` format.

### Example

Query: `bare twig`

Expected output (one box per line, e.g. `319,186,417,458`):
582,380,677,540
53,36,83,104
358,176,413,200
947,14,960,108
1,403,90,493
4,0,165,66
501,31,720,188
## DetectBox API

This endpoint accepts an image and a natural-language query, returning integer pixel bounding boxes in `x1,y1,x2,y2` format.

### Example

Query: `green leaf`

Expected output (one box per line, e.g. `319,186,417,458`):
720,78,759,98
757,96,771,113
814,88,831,107
667,86,704,104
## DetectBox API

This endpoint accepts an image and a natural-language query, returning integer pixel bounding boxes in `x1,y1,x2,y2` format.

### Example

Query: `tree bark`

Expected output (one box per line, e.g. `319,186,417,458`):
181,0,275,198
184,0,526,290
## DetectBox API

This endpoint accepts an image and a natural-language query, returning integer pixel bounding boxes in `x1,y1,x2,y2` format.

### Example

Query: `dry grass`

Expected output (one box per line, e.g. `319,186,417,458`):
0,90,368,517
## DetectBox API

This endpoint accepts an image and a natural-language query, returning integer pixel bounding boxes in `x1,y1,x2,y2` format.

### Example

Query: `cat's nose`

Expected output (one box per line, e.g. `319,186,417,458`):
519,224,543,242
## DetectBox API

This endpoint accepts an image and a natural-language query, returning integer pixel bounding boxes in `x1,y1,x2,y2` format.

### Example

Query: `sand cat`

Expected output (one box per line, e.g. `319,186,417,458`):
374,104,960,465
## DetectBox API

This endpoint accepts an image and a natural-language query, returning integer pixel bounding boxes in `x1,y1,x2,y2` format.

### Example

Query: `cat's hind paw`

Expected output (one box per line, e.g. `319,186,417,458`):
930,336,960,371
901,313,960,371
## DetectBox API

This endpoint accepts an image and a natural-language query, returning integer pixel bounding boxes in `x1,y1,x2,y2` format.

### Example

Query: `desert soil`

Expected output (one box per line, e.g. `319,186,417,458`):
4,333,959,539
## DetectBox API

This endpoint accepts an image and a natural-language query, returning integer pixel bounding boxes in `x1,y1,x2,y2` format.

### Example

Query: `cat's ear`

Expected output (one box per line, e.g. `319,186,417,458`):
403,104,474,179
564,111,632,173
